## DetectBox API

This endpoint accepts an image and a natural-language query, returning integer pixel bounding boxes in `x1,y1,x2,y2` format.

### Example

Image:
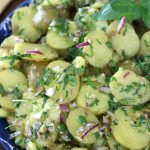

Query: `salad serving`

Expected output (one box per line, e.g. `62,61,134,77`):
0,0,150,149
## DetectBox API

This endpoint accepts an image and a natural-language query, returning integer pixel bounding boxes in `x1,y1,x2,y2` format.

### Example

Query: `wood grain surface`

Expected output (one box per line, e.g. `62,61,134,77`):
0,0,23,21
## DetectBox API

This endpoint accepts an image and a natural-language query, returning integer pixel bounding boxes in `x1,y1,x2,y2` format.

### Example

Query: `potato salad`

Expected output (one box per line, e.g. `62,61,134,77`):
0,0,150,149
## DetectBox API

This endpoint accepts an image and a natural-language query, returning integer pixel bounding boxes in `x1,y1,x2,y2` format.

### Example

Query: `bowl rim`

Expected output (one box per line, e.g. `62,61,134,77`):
0,1,33,150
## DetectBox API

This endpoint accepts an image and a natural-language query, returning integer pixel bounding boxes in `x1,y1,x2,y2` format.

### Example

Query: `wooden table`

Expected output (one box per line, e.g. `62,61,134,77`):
0,0,23,21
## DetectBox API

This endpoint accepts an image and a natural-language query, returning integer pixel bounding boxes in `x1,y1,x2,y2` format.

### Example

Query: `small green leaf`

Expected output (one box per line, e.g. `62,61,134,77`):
94,0,142,21
95,132,100,140
78,115,87,126
0,84,6,96
141,0,150,28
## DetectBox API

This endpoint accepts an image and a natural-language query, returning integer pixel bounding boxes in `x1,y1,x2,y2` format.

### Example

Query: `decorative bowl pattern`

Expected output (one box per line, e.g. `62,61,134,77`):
0,1,33,149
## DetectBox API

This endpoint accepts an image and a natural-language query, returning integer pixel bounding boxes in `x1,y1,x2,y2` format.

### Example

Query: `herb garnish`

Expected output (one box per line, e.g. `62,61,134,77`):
78,115,87,126
112,120,119,126
38,68,54,86
87,77,97,89
137,55,150,80
144,40,150,47
106,41,112,49
49,19,69,36
12,87,22,99
0,84,6,96
95,132,100,140
94,0,150,29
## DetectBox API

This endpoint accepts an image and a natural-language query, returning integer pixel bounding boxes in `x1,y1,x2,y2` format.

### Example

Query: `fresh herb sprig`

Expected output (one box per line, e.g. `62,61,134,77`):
94,0,150,29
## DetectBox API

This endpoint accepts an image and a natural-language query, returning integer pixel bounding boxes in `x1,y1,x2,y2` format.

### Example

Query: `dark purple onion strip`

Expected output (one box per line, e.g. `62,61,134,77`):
76,40,91,48
60,112,65,123
81,123,99,139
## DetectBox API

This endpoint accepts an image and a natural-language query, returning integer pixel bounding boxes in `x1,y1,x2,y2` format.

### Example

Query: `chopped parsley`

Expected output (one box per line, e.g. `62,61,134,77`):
122,50,129,60
108,97,122,112
106,41,112,49
144,40,150,47
31,122,42,138
12,87,22,99
112,119,119,126
57,123,67,133
89,99,99,107
110,76,117,82
96,39,102,45
78,115,87,126
119,98,134,105
0,55,20,66
0,84,6,96
41,111,49,119
39,94,49,108
137,55,150,80
17,28,25,35
95,132,100,140
87,77,97,89
38,68,54,86
123,27,128,36
68,45,83,59
61,65,84,89
49,19,69,36
120,82,146,98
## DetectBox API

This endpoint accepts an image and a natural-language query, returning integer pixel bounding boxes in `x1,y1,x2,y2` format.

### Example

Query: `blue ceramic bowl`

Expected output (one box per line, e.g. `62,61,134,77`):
0,1,33,149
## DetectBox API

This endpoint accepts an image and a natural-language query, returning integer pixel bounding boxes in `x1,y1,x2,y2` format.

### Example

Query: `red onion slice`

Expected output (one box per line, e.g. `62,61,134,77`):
27,50,44,55
117,17,126,33
81,123,99,139
60,103,69,112
76,40,91,48
99,86,110,94
60,112,65,123
123,71,130,79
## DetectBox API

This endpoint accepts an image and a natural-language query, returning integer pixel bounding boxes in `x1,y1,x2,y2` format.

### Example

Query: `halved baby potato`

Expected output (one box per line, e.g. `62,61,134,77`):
14,42,58,61
109,68,150,105
67,108,100,144
111,108,150,149
82,30,112,68
107,21,140,58
0,69,27,92
77,84,109,115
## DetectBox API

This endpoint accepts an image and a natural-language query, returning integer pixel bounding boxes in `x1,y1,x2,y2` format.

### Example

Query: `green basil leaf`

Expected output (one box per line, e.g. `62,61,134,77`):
94,0,142,21
140,0,150,7
140,0,150,29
